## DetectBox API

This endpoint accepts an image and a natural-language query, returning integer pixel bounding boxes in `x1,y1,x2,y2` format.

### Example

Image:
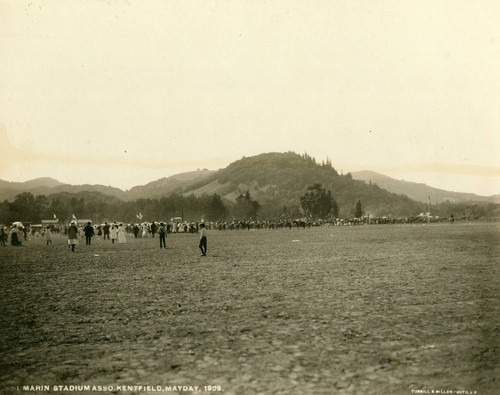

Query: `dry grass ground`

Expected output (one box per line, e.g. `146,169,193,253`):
1,222,499,394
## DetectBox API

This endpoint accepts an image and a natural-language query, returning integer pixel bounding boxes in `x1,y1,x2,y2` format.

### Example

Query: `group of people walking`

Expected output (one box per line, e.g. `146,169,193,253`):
69,221,208,255
1,224,53,247
1,225,22,246
67,221,127,252
145,221,207,256
2,220,208,256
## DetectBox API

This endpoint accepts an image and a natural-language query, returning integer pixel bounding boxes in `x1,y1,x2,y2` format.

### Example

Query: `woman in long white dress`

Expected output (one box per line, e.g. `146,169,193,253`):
110,224,118,244
117,223,127,244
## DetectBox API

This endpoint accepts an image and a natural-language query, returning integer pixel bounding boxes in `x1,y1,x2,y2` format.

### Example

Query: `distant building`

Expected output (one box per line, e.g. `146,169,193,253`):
41,219,59,226
76,219,92,225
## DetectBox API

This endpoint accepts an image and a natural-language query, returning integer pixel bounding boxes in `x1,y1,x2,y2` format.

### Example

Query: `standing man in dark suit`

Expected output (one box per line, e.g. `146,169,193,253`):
158,222,167,249
103,222,110,240
151,222,158,238
84,222,95,245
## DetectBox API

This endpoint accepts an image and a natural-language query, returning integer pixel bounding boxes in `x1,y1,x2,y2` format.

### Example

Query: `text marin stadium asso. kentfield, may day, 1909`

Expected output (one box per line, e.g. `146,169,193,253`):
18,384,224,393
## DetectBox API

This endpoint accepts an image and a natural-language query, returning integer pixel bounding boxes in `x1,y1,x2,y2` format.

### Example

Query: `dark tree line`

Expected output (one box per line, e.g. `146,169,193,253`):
0,192,230,224
1,186,498,226
0,191,259,225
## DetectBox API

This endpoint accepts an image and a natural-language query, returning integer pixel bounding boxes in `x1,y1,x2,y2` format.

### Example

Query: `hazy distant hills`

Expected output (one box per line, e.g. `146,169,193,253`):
0,171,216,202
351,171,500,205
127,169,216,200
1,152,499,217
0,178,129,202
0,177,64,194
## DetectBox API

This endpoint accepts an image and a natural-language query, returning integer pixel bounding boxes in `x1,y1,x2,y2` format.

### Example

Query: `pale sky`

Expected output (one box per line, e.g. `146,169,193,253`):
1,0,499,195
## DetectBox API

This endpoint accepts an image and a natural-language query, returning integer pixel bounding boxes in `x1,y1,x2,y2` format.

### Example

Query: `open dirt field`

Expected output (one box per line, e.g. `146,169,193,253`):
1,222,499,394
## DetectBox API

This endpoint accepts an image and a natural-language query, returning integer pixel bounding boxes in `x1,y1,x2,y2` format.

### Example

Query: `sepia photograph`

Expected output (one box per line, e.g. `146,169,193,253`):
0,1,499,394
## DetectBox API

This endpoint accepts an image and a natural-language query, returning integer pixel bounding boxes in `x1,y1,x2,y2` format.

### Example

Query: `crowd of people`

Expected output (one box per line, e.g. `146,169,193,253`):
0,220,211,256
1,224,29,247
0,213,461,252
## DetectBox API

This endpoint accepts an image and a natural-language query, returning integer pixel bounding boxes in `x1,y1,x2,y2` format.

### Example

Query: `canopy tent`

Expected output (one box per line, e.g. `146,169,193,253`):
74,219,92,224
42,219,59,225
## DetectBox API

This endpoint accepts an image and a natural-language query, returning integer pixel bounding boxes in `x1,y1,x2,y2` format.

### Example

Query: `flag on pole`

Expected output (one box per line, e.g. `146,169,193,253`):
136,212,143,220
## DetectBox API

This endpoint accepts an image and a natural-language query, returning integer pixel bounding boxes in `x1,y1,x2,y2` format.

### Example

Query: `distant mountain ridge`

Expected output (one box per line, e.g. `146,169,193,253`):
127,169,216,200
0,178,128,202
0,171,216,202
351,171,500,205
0,177,64,190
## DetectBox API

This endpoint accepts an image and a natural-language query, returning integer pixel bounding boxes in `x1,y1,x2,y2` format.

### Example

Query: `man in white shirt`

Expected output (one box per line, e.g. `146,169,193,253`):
199,223,207,256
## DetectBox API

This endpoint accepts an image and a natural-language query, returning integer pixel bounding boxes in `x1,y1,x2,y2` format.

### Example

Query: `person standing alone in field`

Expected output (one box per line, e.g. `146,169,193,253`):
10,225,22,246
0,226,6,247
117,223,127,244
159,222,167,249
199,222,207,256
103,222,110,240
44,226,53,245
110,224,118,244
84,222,94,245
68,221,79,252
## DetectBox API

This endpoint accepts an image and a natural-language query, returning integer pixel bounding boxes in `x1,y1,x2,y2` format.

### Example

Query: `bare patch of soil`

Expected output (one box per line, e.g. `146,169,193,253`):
1,223,499,394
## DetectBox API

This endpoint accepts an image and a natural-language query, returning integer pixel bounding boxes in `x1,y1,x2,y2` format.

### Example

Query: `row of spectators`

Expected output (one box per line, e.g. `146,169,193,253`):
0,224,25,246
0,213,467,247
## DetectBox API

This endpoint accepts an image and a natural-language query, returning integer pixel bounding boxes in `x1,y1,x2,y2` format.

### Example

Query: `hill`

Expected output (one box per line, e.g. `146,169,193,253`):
351,171,500,204
0,178,64,201
0,171,217,202
2,153,499,219
183,152,424,217
127,169,216,200
0,178,128,202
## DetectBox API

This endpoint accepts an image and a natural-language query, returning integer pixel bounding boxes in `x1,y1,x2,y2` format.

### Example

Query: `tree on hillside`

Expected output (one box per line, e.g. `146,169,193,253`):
300,183,338,219
66,196,85,219
232,190,261,219
330,199,339,219
11,192,36,221
0,199,13,224
207,194,227,221
49,198,68,221
280,204,302,219
34,195,50,221
354,200,363,218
